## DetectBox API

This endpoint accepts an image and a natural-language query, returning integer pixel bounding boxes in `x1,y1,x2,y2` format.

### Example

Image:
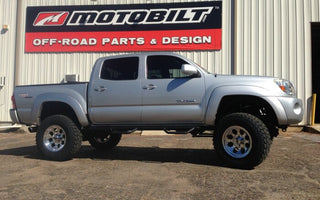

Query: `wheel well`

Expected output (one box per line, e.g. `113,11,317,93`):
40,102,80,127
215,95,279,137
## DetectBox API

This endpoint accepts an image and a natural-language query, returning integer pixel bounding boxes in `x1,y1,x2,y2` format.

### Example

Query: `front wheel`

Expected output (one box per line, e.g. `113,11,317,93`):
36,115,82,161
213,113,271,169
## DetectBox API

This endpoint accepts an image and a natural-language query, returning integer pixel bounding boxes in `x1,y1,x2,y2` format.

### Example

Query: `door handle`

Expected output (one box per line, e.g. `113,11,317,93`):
143,84,157,90
94,86,106,92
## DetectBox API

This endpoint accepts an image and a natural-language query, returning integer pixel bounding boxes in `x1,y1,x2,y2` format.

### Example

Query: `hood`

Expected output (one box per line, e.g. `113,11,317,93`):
204,74,289,97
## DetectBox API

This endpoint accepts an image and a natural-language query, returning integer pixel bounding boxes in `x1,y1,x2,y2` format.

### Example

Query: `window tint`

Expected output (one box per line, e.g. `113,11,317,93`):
147,56,191,79
101,57,139,80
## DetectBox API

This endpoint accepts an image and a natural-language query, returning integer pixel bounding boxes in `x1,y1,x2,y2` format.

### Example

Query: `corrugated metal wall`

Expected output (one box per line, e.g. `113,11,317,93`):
0,0,17,122
16,0,231,87
235,0,319,124
1,0,316,124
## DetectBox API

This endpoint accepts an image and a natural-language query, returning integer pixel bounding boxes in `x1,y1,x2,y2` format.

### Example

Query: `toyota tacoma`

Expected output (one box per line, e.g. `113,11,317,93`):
10,52,303,168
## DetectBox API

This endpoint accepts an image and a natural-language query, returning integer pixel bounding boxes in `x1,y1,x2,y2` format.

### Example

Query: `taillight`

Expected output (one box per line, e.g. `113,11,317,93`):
11,95,16,109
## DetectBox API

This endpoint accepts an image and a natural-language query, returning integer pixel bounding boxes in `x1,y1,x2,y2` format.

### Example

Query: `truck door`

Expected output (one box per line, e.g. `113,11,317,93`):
88,56,141,124
141,55,206,124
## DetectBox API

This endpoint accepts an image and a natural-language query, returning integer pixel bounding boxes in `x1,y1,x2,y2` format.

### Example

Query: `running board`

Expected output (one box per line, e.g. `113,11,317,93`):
164,128,195,134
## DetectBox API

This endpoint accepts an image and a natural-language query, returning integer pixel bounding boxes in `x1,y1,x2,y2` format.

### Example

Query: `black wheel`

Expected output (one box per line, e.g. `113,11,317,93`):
36,115,82,161
88,133,122,150
213,113,271,169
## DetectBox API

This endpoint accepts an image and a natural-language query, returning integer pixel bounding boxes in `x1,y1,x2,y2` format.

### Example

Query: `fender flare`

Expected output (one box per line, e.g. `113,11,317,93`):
204,85,287,125
31,92,89,127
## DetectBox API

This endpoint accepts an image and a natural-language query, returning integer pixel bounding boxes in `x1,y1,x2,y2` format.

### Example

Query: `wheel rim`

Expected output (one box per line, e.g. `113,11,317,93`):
43,125,66,152
222,126,252,159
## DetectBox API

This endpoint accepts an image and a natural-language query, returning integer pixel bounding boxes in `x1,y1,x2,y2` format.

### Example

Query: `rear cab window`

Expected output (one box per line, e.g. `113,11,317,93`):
100,57,139,81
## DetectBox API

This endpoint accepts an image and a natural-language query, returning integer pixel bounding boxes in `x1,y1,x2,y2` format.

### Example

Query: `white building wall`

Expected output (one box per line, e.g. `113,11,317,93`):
235,0,319,124
0,0,17,122
1,0,315,125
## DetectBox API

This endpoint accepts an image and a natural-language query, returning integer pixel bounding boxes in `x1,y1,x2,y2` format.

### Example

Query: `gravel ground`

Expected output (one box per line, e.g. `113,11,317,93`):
0,131,319,200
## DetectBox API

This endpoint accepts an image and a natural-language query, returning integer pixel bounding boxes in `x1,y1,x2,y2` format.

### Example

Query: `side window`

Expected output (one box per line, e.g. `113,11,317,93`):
147,55,192,79
100,57,139,80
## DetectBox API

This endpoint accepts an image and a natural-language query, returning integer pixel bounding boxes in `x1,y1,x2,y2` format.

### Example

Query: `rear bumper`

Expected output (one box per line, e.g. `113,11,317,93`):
10,109,21,124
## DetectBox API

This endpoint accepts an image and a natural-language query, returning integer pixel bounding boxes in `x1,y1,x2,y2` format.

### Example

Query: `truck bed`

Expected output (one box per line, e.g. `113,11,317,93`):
13,82,88,125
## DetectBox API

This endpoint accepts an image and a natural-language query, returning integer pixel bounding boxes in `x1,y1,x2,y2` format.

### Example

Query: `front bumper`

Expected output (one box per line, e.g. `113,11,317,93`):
10,109,21,124
277,97,303,125
264,96,303,125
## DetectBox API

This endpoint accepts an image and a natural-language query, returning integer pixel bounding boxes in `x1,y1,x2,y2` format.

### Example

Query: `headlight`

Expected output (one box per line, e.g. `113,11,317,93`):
274,79,296,96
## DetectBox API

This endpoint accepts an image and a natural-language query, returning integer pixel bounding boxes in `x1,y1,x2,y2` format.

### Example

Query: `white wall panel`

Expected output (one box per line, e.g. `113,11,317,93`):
2,0,317,125
0,0,17,122
235,0,320,124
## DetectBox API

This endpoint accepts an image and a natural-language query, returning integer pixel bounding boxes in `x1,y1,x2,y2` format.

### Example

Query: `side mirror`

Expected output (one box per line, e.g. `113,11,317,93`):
181,64,199,76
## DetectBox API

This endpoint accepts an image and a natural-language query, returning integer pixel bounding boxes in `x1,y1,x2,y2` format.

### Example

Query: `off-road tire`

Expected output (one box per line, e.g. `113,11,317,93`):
213,113,271,169
36,115,82,161
88,133,122,151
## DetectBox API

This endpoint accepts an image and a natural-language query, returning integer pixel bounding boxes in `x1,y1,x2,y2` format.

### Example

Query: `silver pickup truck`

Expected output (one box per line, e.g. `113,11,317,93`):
10,52,303,168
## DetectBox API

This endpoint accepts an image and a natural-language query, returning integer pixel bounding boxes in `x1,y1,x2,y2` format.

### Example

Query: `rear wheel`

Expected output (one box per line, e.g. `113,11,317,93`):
36,115,82,161
213,113,271,169
88,133,122,150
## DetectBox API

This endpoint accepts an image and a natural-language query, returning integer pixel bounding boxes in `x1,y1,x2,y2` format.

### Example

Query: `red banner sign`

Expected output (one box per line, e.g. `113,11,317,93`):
25,2,222,52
